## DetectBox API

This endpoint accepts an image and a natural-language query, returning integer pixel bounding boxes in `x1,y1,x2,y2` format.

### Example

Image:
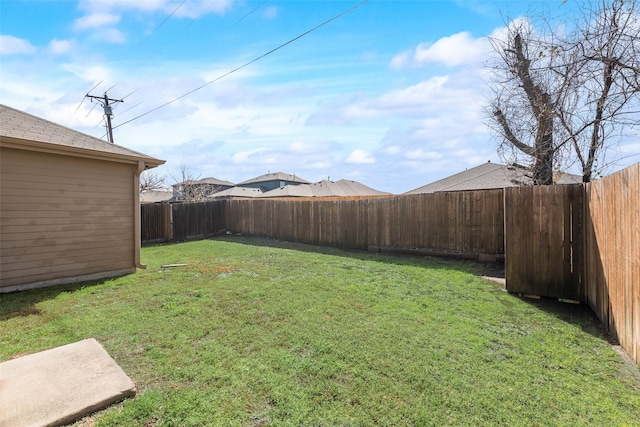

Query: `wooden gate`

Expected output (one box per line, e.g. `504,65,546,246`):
504,184,584,301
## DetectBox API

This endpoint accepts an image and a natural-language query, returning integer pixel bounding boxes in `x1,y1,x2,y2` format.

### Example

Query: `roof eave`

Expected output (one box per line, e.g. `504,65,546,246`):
0,136,165,169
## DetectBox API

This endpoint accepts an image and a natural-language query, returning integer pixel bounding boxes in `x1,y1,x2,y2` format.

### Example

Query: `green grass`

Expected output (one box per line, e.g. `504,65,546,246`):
1,237,639,426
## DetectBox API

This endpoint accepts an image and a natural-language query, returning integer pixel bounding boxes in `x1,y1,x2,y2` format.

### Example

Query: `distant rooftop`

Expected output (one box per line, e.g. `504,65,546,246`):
238,172,310,186
172,177,235,187
261,185,314,198
309,179,390,197
207,187,263,199
140,190,173,204
260,179,389,198
406,162,582,194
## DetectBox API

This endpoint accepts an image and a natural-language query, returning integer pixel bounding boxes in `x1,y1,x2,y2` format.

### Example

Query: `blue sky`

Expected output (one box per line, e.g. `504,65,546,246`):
1,0,637,193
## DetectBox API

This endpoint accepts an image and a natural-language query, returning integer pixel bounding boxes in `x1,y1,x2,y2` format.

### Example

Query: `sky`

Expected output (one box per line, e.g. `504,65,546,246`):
1,0,638,194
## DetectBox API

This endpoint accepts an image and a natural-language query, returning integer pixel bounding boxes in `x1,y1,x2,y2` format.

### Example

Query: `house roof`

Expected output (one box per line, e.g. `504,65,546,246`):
207,186,263,199
197,177,235,186
405,162,582,194
172,177,235,187
140,190,173,204
0,104,164,168
258,179,389,198
237,172,310,185
261,184,315,198
309,179,390,197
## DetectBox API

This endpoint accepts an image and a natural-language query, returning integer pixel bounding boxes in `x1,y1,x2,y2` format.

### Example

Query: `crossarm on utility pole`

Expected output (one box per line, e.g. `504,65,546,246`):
86,92,123,143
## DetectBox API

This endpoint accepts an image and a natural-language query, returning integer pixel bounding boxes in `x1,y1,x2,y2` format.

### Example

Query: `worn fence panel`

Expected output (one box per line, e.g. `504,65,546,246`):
222,190,504,257
504,184,584,300
141,203,169,242
171,201,226,241
585,163,640,364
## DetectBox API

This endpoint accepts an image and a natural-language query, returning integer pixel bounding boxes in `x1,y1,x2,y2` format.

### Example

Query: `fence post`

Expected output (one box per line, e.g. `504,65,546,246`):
163,202,173,242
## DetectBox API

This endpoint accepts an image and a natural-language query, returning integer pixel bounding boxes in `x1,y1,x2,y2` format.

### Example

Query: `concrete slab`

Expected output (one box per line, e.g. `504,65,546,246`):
0,338,136,427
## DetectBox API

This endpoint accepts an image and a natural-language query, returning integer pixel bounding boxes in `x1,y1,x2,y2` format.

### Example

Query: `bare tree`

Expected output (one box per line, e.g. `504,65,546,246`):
488,0,640,183
139,170,166,193
555,0,640,182
489,22,565,185
170,163,206,203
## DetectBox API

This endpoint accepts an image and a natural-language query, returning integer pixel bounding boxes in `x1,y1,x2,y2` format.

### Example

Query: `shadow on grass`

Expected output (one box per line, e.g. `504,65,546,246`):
211,235,613,344
519,296,616,344
0,279,111,322
210,234,506,278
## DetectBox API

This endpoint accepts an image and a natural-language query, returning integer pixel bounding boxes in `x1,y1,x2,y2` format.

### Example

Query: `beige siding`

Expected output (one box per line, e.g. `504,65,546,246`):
1,147,136,291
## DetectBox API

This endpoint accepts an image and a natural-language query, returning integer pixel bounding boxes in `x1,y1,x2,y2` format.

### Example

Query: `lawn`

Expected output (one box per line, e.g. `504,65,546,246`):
1,237,639,426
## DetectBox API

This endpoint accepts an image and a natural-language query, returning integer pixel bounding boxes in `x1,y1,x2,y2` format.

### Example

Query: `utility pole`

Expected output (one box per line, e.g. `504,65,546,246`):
86,92,123,143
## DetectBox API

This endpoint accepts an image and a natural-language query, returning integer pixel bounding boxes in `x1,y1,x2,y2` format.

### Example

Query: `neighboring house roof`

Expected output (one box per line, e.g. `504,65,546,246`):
140,190,173,204
553,172,583,185
197,177,235,186
309,179,390,197
0,104,164,168
172,177,235,187
238,172,310,186
258,179,389,198
261,184,315,198
405,162,582,194
207,187,263,199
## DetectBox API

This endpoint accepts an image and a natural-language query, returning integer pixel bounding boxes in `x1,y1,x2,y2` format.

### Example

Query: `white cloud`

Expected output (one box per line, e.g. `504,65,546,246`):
176,0,233,18
405,149,444,160
346,149,375,164
389,50,412,70
48,39,76,55
232,148,276,164
383,145,401,155
391,31,491,69
74,12,120,30
62,63,113,87
415,32,489,67
76,0,233,18
263,6,279,19
102,28,126,43
308,73,481,126
0,35,36,55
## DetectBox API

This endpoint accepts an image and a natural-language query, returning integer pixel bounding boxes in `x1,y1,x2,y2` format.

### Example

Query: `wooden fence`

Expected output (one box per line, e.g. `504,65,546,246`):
224,190,505,258
584,164,639,363
172,201,226,242
141,203,170,243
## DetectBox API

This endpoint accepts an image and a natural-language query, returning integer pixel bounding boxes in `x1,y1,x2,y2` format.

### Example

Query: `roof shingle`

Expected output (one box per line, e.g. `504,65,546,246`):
0,104,164,167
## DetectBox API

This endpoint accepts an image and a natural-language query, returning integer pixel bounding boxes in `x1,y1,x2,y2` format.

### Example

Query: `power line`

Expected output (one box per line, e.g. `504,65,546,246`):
67,77,108,126
114,0,369,130
72,1,186,127
140,0,187,46
230,1,267,29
